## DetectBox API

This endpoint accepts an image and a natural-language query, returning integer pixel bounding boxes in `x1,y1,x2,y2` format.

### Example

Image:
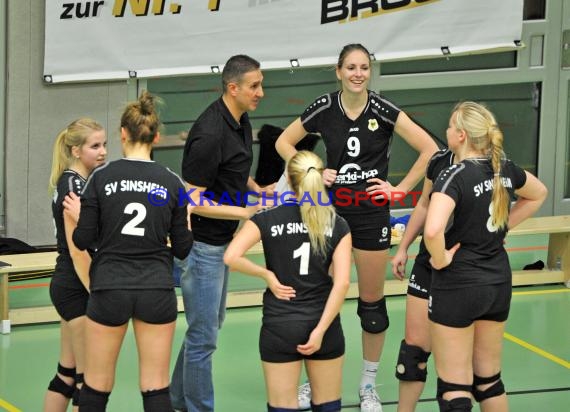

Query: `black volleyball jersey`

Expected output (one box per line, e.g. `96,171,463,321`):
251,203,350,323
431,158,527,289
301,90,401,214
415,149,455,266
73,159,193,291
52,170,86,287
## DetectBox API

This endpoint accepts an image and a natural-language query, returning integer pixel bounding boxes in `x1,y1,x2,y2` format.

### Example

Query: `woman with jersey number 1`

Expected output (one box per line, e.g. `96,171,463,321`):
276,43,438,411
224,150,352,412
71,91,194,412
424,101,547,412
45,118,107,412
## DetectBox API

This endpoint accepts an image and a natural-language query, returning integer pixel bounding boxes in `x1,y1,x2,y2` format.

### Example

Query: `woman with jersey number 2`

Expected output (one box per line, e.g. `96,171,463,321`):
71,91,194,412
424,101,547,412
276,43,438,412
224,151,352,412
45,119,107,412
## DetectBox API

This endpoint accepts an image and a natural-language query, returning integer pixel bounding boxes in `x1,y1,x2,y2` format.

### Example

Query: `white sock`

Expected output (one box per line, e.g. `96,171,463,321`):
360,360,379,388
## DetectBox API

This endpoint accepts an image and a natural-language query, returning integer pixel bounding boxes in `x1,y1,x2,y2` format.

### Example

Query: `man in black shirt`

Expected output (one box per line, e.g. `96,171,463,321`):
170,54,267,412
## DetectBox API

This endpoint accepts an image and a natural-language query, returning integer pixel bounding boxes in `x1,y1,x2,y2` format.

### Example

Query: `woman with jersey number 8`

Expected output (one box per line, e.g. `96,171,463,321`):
224,150,352,412
275,43,438,412
71,91,194,412
45,118,107,412
424,101,547,412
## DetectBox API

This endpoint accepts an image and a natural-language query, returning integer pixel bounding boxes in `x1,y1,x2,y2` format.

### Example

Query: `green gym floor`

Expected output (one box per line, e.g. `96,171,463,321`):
1,235,569,411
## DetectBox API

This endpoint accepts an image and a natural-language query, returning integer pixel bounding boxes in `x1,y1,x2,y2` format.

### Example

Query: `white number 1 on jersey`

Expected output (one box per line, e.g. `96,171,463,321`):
293,242,310,275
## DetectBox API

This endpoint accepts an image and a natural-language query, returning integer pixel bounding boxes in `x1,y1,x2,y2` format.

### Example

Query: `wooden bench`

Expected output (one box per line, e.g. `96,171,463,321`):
1,215,569,333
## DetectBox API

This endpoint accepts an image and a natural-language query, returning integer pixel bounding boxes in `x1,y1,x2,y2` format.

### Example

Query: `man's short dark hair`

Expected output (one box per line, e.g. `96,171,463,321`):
222,55,261,91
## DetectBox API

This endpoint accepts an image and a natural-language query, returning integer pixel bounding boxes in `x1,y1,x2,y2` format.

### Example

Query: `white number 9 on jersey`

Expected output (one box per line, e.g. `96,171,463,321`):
347,136,361,157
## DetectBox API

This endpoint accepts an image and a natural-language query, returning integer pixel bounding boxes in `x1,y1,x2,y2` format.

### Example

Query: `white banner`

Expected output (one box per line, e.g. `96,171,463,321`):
44,0,523,83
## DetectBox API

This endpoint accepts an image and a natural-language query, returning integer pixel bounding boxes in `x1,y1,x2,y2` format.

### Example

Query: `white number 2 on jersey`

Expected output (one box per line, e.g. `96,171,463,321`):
121,202,146,236
293,242,310,275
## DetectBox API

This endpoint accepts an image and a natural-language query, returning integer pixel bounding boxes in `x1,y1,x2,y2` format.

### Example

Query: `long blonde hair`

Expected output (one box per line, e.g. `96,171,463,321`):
287,151,336,256
452,101,509,229
48,118,104,194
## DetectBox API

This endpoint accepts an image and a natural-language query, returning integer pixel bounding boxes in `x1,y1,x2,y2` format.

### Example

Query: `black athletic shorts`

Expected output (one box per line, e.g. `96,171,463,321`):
50,281,89,321
428,282,511,328
407,259,431,299
259,316,344,362
340,211,390,251
87,289,177,327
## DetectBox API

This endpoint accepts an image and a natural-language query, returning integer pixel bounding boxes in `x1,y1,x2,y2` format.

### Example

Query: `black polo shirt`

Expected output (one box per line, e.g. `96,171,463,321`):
182,97,253,245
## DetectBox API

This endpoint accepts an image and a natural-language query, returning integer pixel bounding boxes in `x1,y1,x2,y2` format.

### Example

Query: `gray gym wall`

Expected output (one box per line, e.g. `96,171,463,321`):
3,0,127,245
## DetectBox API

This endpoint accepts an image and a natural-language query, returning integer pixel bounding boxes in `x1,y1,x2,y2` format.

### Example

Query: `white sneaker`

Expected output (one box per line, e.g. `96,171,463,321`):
359,384,383,412
297,382,312,410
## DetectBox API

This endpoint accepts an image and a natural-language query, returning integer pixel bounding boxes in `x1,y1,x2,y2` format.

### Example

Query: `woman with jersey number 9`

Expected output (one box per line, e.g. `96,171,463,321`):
224,150,352,412
275,43,438,412
424,101,547,412
70,91,194,412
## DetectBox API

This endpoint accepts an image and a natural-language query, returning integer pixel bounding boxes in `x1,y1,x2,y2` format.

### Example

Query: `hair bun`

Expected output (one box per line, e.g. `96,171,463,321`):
138,91,155,115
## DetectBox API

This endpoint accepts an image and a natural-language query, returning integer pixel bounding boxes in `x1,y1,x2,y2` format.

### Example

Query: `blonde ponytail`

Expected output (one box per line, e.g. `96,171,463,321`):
287,151,336,256
489,125,509,229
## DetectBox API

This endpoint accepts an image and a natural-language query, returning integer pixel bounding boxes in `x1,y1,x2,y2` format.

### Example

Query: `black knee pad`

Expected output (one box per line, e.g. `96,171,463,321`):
79,382,110,412
473,372,505,402
48,374,75,399
311,399,341,412
437,396,473,411
437,378,473,399
58,363,77,378
267,404,299,412
142,387,172,412
72,373,85,406
395,339,431,382
357,297,389,333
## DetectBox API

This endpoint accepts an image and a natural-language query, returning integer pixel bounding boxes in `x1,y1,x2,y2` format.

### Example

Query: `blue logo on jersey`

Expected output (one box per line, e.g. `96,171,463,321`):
147,187,170,206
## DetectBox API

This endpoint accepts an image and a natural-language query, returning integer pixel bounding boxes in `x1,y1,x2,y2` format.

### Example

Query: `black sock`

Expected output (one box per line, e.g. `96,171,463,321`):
142,387,172,412
311,398,341,411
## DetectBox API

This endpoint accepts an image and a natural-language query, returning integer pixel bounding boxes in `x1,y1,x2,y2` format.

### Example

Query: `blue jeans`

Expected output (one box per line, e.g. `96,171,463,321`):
171,241,229,412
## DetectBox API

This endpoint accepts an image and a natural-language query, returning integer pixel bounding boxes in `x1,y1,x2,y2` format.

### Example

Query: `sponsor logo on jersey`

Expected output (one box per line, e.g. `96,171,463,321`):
336,163,379,184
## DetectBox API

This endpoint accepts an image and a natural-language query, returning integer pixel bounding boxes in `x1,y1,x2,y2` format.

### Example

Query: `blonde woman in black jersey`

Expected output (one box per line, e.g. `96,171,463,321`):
45,118,107,412
72,92,193,411
424,102,547,412
224,151,352,412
